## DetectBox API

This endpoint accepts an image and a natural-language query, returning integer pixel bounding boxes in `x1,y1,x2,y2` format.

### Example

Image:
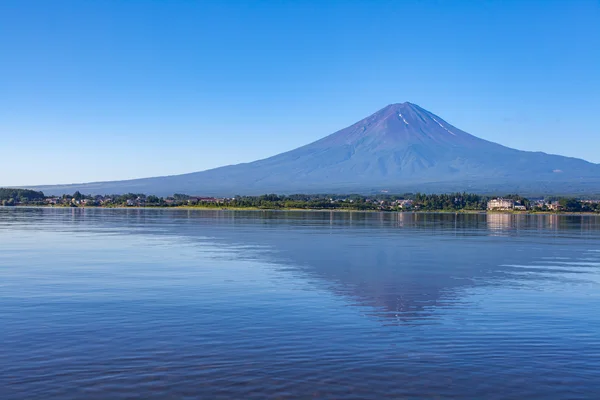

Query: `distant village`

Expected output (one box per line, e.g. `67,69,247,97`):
42,194,231,208
486,197,600,212
2,188,600,213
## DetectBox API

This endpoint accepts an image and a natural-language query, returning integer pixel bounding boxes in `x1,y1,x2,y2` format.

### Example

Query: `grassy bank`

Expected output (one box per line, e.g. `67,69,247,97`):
10,204,600,216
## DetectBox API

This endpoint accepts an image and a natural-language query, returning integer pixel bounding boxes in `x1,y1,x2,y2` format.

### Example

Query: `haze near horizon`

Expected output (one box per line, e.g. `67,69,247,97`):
1,0,599,186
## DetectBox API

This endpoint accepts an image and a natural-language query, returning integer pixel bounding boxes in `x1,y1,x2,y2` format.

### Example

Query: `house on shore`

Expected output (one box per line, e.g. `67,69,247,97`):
395,199,414,209
547,201,561,211
45,197,60,205
487,198,515,210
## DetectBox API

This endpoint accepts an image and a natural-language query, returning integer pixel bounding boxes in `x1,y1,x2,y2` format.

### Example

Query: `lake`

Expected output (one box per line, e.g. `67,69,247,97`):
1,208,600,399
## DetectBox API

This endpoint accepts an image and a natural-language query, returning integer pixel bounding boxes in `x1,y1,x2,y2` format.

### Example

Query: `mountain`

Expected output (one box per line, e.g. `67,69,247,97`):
27,102,600,196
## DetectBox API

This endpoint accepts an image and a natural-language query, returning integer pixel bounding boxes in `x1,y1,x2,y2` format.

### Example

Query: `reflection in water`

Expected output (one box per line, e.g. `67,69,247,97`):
232,212,600,324
3,208,598,325
1,208,600,399
486,213,513,234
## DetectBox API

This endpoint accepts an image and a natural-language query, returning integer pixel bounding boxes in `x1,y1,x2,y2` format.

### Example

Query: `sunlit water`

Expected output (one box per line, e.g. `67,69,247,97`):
1,208,599,399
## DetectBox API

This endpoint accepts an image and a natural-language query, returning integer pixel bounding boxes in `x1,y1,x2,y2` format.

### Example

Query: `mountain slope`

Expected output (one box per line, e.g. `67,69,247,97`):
28,103,600,196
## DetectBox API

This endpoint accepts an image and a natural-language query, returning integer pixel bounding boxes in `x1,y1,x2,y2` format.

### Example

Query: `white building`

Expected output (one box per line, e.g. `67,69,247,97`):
487,198,515,210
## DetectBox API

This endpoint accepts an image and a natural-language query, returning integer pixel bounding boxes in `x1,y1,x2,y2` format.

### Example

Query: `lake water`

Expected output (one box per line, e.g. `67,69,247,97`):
1,208,600,399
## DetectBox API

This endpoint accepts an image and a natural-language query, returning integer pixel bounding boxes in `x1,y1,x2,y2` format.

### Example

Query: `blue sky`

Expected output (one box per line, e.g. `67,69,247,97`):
1,0,599,186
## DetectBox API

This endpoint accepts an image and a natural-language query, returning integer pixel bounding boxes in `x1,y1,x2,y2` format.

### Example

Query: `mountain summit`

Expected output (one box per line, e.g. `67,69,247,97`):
30,103,600,196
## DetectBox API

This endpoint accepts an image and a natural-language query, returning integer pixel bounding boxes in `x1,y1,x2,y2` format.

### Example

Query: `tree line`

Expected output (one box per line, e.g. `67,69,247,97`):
0,188,45,206
1,188,599,213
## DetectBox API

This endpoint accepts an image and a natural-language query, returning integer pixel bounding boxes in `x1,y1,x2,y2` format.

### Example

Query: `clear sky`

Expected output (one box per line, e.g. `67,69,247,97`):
1,0,599,186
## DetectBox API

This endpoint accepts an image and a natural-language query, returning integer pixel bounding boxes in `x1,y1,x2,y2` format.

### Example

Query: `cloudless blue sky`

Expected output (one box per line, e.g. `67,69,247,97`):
1,0,599,185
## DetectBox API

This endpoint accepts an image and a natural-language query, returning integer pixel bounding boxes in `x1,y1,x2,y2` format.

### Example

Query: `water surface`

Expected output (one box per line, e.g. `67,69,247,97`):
1,208,600,399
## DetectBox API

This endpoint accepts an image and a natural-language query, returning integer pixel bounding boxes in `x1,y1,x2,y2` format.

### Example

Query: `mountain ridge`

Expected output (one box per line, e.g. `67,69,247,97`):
21,103,600,196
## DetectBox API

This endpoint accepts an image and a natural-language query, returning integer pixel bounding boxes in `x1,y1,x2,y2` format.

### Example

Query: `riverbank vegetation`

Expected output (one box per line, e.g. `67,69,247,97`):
2,189,599,213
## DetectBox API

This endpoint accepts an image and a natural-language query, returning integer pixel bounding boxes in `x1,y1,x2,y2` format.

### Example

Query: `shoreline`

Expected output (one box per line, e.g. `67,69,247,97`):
4,205,599,216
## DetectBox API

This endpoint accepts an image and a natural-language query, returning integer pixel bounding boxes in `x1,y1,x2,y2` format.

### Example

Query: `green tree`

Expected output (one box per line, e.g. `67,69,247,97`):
558,198,582,212
147,195,160,204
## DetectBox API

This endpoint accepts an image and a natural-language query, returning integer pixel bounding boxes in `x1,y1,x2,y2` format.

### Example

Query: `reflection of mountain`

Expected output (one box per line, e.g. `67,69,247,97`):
272,231,485,322
12,208,599,324
155,210,600,324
